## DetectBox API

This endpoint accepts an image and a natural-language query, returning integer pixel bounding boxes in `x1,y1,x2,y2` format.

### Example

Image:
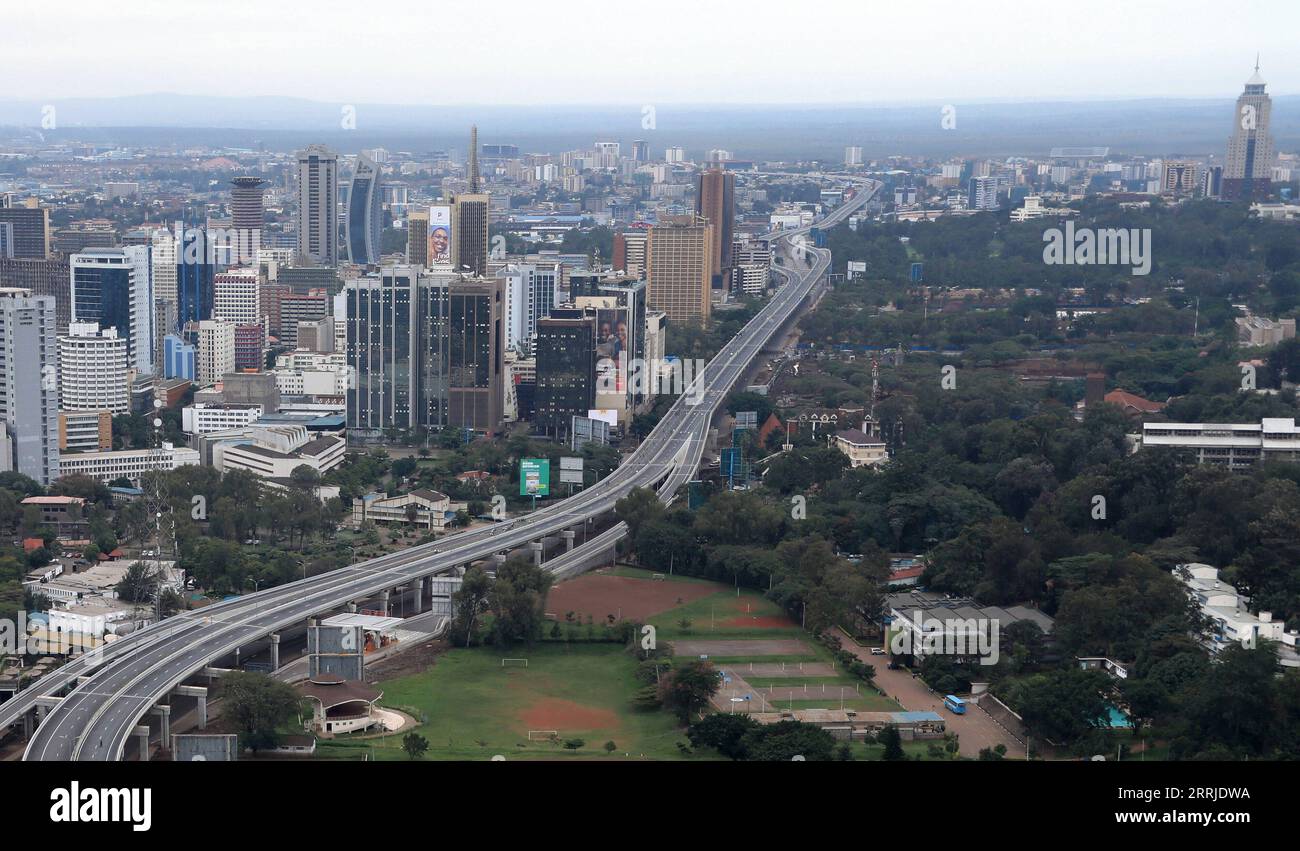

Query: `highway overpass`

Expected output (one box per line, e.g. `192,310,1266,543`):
7,176,879,761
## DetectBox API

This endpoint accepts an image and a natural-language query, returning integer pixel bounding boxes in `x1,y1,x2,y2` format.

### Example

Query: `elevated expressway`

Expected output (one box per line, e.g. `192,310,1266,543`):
9,177,878,761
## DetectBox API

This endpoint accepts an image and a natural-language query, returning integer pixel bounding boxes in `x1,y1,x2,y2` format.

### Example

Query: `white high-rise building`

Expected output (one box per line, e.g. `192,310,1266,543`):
844,146,864,166
213,268,261,325
197,319,236,385
58,322,128,414
0,288,59,484
1224,61,1277,201
69,246,154,375
295,145,340,267
151,227,177,305
499,263,560,352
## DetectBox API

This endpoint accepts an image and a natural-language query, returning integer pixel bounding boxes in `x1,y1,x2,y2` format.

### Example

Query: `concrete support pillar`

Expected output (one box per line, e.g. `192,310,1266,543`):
380,589,390,616
22,710,33,739
233,647,241,669
530,541,544,566
348,602,358,613
135,725,151,762
270,633,281,671
151,705,172,745
35,703,46,722
561,530,576,552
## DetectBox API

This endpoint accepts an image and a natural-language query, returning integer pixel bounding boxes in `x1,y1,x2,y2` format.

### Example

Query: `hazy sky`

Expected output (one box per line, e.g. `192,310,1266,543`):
8,0,1294,104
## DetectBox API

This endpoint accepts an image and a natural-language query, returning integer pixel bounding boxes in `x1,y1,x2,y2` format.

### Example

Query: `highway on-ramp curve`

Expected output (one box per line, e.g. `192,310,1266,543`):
15,177,878,761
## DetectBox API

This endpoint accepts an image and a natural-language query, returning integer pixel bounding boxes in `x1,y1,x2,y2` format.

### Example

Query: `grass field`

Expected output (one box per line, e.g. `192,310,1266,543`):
314,643,696,761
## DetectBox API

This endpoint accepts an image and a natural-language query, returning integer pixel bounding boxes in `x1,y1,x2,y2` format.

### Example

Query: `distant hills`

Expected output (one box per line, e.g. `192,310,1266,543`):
1,93,1297,160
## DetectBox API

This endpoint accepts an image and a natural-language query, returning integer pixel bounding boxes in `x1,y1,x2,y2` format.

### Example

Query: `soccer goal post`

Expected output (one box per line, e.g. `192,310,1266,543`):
501,658,529,667
527,730,558,741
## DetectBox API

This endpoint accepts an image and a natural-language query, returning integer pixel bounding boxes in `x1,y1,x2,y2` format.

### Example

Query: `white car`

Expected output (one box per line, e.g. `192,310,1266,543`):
870,647,885,656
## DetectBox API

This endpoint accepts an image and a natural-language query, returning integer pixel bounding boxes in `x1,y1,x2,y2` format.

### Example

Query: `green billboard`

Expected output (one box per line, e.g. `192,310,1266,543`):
519,458,550,497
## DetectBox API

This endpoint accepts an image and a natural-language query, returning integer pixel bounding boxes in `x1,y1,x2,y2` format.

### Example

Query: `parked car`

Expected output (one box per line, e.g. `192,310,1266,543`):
870,647,885,656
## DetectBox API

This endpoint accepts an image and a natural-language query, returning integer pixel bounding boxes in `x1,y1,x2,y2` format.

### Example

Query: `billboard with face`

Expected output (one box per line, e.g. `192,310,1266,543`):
429,205,452,264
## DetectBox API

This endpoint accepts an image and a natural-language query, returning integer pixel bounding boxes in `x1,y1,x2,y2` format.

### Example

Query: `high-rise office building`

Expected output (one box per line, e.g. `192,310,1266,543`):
196,320,236,385
0,255,71,333
69,246,154,375
344,267,505,435
151,226,178,306
406,209,429,266
0,197,51,259
295,145,340,266
967,176,1001,210
1223,61,1276,202
1162,161,1199,195
696,169,735,290
845,146,864,167
58,322,129,414
535,308,597,440
230,176,268,262
447,275,504,433
177,226,215,328
280,288,330,349
613,230,648,278
213,269,261,325
451,193,490,276
0,288,59,484
632,140,649,162
499,263,561,352
233,322,267,371
646,216,713,325
345,154,383,265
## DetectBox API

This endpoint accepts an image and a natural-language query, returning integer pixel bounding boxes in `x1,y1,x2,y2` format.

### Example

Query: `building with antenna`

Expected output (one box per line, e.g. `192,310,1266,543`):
1223,59,1276,202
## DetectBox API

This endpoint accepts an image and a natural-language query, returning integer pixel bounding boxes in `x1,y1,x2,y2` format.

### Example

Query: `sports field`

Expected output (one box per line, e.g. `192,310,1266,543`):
313,643,696,761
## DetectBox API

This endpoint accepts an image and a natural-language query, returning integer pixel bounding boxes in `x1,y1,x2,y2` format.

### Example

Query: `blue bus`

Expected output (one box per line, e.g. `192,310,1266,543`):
943,695,966,715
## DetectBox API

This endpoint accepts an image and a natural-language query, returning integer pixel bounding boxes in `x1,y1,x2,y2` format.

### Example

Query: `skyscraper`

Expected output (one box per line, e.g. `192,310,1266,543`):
646,216,713,325
344,266,501,435
230,176,268,262
535,308,597,440
406,209,429,266
0,197,51,259
0,288,59,484
451,193,490,276
296,145,340,266
345,154,383,265
69,246,154,375
1223,60,1276,202
177,226,215,329
196,319,236,385
696,169,735,290
213,269,261,325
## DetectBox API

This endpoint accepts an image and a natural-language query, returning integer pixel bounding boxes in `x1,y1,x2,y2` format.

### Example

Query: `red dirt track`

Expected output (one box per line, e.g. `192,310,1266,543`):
520,698,619,731
547,572,715,623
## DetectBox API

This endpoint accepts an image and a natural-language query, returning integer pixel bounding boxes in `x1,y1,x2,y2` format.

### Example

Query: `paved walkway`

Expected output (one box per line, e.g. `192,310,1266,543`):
836,629,1025,759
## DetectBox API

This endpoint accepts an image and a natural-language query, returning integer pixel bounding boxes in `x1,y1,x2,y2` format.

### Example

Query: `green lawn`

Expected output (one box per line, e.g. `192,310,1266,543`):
314,643,696,761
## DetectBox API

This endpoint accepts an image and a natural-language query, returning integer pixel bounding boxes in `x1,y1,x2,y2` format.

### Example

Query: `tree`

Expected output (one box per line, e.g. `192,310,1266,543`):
603,740,617,755
879,725,906,761
658,661,721,723
402,732,429,759
220,672,303,753
740,720,837,761
449,566,491,646
687,713,758,760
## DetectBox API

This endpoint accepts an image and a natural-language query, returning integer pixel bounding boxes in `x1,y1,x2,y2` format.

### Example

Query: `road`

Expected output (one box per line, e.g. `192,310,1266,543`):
13,176,879,761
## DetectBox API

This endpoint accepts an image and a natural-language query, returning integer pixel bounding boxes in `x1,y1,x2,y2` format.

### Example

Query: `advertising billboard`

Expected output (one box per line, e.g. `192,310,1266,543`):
519,458,550,497
587,409,619,428
429,205,452,265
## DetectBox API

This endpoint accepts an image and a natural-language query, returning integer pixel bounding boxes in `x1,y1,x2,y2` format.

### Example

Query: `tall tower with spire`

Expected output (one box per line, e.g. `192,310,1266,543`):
469,124,481,193
1223,58,1276,201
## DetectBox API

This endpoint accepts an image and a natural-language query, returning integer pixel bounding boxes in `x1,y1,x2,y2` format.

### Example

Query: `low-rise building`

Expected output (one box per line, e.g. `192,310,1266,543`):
212,428,345,479
833,428,888,468
1141,417,1300,467
56,443,200,484
1176,563,1299,666
352,489,454,530
181,403,263,435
